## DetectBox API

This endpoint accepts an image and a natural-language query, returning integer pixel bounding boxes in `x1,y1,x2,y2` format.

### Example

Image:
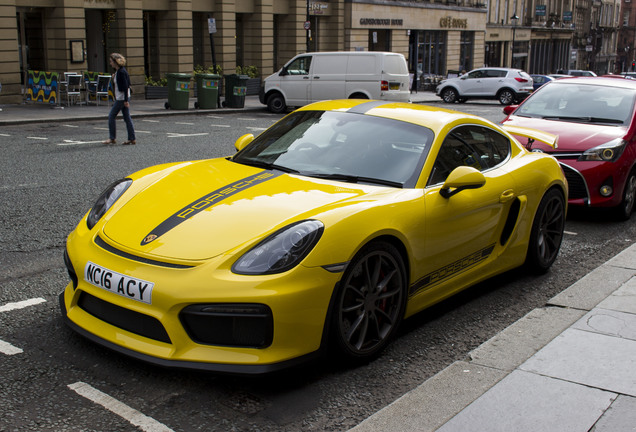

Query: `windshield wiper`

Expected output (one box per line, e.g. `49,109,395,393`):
236,159,300,174
542,115,623,124
307,173,403,188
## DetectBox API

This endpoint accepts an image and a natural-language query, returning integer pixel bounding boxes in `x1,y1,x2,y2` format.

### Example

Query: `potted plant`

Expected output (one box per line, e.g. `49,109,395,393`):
144,76,168,99
236,66,260,95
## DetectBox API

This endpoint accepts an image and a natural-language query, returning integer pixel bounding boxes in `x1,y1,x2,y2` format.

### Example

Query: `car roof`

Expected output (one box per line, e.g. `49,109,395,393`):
547,76,636,89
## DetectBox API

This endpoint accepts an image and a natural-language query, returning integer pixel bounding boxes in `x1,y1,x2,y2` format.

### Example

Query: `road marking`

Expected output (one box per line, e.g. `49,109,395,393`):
68,382,174,432
142,119,161,123
237,117,258,121
0,340,22,355
175,122,194,125
0,133,10,137
63,124,79,128
209,124,231,128
0,297,46,313
246,127,267,131
57,140,108,146
94,127,109,131
166,132,209,137
27,136,48,140
564,231,577,236
0,297,46,356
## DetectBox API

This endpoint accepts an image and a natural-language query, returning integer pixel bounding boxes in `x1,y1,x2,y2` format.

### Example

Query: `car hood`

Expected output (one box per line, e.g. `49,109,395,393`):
101,158,386,261
503,116,626,152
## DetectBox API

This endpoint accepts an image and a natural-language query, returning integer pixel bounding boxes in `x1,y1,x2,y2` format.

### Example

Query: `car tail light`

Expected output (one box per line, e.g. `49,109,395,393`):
381,80,389,91
515,77,528,82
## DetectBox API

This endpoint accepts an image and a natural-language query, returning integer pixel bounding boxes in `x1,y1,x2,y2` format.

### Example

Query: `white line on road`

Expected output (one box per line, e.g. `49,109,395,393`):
166,132,210,137
142,119,161,123
564,231,578,236
246,127,267,131
236,117,258,121
63,124,80,128
175,122,194,125
0,297,46,313
0,133,10,137
27,136,48,140
57,139,108,146
68,382,174,432
209,124,231,128
0,340,22,355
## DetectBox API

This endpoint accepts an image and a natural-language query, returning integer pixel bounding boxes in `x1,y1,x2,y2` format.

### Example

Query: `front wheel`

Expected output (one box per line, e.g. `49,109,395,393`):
266,93,286,114
616,170,636,221
441,88,458,103
526,189,565,273
498,89,516,105
331,241,407,361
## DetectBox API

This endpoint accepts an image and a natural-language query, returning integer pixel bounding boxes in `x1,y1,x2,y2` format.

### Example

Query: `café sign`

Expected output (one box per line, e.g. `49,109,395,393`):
439,16,468,29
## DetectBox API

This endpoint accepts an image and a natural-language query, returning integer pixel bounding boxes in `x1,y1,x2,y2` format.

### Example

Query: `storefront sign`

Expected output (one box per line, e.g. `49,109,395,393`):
439,16,468,29
359,18,404,26
535,5,546,17
563,11,572,22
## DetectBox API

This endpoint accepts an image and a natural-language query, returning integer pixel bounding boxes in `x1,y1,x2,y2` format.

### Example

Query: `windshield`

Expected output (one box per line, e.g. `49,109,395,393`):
232,110,434,188
516,83,636,126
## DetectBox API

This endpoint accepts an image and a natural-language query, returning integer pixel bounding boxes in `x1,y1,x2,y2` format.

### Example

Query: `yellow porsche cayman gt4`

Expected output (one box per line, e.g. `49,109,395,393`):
60,100,567,374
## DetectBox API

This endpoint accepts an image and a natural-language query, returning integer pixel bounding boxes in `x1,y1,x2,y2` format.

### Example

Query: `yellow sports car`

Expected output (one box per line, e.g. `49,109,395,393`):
60,100,567,373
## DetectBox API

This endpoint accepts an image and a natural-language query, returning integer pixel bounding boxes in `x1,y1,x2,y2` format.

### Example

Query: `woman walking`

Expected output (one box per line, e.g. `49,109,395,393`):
102,53,136,145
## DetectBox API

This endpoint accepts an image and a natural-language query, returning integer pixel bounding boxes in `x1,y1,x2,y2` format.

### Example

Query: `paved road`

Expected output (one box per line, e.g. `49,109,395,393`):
1,104,635,431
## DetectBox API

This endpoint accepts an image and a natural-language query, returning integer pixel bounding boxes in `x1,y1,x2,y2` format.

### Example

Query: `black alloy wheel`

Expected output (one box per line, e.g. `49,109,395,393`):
331,241,407,361
526,188,565,273
617,170,636,221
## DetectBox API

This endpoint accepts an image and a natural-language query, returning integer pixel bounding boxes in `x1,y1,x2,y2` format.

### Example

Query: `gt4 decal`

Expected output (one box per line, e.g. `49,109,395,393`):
409,244,495,297
84,262,154,304
141,171,282,245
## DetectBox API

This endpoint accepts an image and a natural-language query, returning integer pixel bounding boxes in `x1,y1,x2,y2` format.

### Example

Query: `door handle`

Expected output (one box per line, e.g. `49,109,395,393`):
313,76,320,79
500,189,515,203
303,76,309,80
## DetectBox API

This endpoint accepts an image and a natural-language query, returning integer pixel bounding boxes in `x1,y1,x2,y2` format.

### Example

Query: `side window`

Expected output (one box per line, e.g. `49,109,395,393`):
467,70,484,79
286,56,312,75
428,125,511,185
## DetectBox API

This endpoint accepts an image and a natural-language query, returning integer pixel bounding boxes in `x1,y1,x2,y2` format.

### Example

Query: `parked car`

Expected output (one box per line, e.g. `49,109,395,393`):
259,51,410,113
549,74,573,79
60,100,566,373
502,76,636,219
436,67,534,105
556,69,597,77
530,74,555,91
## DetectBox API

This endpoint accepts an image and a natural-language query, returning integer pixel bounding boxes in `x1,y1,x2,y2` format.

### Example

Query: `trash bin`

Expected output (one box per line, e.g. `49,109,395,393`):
165,73,192,110
223,74,248,108
194,74,220,109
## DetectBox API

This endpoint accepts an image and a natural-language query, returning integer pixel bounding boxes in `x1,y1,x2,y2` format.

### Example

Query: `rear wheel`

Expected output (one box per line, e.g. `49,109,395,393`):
441,87,458,103
616,169,636,221
331,241,407,361
526,189,565,273
266,93,286,114
498,89,516,105
349,93,368,99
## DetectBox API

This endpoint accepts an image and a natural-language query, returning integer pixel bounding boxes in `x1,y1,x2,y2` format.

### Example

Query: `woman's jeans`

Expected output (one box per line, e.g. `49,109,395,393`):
108,100,136,141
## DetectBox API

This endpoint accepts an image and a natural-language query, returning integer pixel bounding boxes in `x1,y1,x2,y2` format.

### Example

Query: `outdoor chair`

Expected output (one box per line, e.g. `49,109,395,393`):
89,75,112,106
64,74,83,106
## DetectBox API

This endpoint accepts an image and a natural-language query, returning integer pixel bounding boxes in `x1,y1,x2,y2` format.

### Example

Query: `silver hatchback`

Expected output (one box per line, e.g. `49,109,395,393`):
436,68,534,105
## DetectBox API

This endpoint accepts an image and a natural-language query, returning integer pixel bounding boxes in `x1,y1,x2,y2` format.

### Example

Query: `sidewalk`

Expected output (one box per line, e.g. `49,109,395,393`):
0,91,441,126
350,243,636,432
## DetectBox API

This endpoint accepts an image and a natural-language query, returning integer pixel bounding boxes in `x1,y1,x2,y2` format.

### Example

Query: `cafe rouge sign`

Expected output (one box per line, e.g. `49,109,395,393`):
358,16,468,29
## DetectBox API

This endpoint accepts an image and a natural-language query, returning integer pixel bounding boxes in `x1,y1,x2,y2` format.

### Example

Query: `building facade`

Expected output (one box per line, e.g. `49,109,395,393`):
0,0,623,104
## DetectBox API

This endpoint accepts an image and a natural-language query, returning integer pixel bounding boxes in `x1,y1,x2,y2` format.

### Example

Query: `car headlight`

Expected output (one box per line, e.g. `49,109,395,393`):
578,138,627,162
232,220,324,275
86,179,132,229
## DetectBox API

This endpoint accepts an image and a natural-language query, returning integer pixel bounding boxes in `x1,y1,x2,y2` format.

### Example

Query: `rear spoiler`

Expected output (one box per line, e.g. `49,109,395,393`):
501,125,559,150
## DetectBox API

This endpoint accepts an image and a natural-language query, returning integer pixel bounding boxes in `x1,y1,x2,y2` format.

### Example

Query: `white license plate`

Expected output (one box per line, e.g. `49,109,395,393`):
84,262,154,304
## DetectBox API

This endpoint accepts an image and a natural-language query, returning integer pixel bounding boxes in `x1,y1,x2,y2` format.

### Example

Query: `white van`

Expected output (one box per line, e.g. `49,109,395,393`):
259,51,410,113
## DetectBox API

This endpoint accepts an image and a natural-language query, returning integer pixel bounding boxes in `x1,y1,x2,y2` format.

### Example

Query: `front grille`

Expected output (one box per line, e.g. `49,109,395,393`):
78,291,171,343
180,304,273,348
559,163,589,201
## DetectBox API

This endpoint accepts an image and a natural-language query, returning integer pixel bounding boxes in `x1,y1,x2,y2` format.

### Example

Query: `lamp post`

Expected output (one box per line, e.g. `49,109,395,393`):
511,13,519,68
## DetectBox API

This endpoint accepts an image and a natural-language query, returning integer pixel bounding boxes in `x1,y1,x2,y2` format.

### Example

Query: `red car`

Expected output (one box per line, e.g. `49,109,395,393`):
502,76,636,219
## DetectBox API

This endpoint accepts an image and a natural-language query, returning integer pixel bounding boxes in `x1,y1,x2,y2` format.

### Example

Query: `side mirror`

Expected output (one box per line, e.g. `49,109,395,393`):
234,134,254,152
440,166,486,198
503,105,517,115
279,67,288,77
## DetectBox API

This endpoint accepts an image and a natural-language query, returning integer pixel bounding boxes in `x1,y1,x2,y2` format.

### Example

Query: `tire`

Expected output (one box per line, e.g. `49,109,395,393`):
267,93,286,114
498,89,516,105
616,169,636,221
441,87,458,103
331,241,407,361
526,189,565,273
